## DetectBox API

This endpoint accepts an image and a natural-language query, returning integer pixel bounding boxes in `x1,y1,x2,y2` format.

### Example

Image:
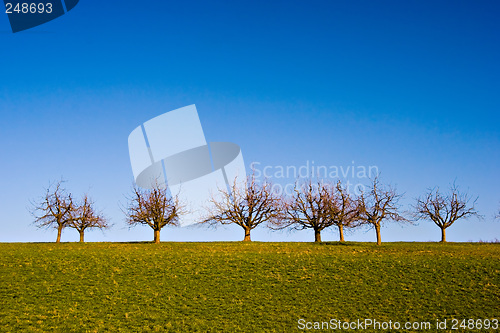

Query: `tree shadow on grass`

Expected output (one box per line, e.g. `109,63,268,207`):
317,241,355,246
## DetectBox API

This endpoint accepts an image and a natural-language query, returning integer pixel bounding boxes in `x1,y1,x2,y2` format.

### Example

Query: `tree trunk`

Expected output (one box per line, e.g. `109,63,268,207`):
79,230,85,242
440,227,446,243
243,228,251,242
154,229,160,244
375,225,381,245
338,224,345,242
56,225,62,243
314,229,322,242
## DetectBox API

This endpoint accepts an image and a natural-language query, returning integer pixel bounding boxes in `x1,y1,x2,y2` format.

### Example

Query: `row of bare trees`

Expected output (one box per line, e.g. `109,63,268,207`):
201,176,481,245
31,180,182,244
31,181,108,242
202,177,404,245
31,176,482,244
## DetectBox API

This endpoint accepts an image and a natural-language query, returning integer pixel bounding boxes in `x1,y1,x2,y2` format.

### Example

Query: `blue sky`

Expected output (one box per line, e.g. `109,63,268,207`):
0,0,499,242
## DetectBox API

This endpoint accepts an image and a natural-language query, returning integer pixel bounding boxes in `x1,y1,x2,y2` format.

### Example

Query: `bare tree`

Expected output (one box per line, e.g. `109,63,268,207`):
125,182,183,243
202,175,282,241
357,177,407,245
31,181,74,243
414,183,480,242
68,194,108,242
277,179,336,242
325,180,359,242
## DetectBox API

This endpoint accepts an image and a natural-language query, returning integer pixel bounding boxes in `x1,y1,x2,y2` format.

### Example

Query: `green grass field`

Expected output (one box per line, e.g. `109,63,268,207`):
0,242,498,332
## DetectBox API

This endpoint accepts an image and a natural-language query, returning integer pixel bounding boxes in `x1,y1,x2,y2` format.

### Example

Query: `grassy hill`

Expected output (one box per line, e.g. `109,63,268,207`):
0,242,498,332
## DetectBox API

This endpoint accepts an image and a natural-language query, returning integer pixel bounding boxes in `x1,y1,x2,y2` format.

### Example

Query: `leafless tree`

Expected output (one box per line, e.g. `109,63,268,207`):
125,182,184,243
275,179,336,242
202,175,282,241
325,180,359,242
357,177,407,245
414,183,480,242
68,194,108,242
31,180,74,243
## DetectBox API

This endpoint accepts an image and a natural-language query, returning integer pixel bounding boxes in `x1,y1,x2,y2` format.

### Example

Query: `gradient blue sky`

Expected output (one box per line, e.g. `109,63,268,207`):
1,0,499,242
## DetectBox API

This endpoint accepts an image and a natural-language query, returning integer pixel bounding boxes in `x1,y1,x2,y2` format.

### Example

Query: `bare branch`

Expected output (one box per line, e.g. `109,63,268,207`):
30,180,74,243
201,174,282,241
67,194,109,242
414,182,481,242
356,177,407,245
125,180,185,243
275,178,341,242
324,180,360,242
